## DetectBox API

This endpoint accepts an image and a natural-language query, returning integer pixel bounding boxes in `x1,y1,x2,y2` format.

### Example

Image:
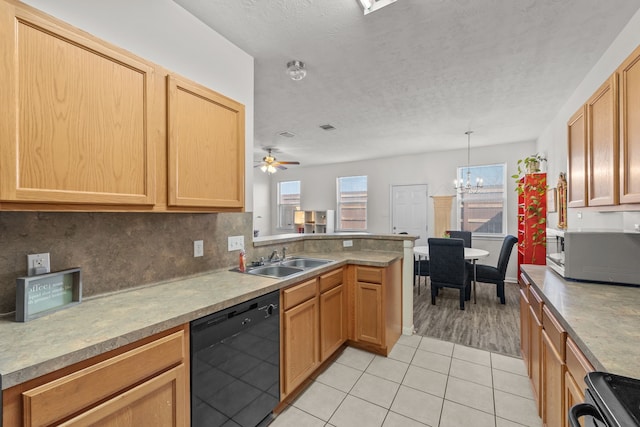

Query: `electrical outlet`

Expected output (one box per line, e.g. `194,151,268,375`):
194,240,204,257
343,240,353,248
228,235,245,251
27,253,51,276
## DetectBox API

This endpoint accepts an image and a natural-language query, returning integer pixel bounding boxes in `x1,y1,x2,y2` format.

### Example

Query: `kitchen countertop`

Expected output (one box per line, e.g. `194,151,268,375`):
521,265,640,379
0,250,402,390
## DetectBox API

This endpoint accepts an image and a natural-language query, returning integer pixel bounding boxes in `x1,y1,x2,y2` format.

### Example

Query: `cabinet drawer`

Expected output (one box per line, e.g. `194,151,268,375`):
528,286,544,321
566,337,594,391
283,278,318,310
22,331,185,427
542,305,567,361
319,268,343,293
356,266,382,284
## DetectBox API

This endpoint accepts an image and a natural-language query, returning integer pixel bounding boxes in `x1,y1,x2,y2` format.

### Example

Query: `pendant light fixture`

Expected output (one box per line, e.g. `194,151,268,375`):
454,131,484,194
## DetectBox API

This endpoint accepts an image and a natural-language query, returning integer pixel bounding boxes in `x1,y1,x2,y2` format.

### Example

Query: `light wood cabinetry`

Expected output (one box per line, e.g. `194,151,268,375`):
319,268,347,362
281,278,320,398
167,75,244,209
541,305,567,427
3,326,189,427
528,285,544,416
0,0,245,212
0,0,158,207
519,274,596,427
348,261,402,356
618,44,640,204
567,106,588,207
563,337,594,427
586,74,619,206
519,279,531,376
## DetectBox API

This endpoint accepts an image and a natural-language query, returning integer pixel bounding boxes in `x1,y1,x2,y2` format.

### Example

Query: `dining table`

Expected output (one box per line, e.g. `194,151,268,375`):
413,245,490,304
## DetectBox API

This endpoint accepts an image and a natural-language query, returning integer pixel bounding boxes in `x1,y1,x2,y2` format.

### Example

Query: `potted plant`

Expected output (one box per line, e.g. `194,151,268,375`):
512,154,548,263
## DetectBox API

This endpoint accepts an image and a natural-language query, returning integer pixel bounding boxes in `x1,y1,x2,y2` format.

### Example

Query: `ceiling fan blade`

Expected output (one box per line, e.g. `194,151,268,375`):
276,164,288,170
276,161,300,165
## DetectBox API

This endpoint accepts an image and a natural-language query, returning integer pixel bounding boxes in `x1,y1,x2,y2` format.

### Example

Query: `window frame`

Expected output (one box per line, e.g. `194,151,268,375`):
276,180,301,231
455,163,507,237
336,175,368,232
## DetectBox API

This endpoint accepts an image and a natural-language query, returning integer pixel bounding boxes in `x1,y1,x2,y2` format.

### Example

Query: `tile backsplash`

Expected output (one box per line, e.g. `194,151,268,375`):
0,211,252,315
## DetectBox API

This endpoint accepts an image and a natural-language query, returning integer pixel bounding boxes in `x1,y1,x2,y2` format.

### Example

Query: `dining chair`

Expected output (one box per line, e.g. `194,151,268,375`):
414,257,430,295
472,235,518,304
446,230,472,247
428,237,470,310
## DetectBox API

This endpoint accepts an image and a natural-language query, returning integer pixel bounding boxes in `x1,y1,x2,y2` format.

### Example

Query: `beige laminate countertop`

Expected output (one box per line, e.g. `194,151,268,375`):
0,250,402,390
521,265,640,379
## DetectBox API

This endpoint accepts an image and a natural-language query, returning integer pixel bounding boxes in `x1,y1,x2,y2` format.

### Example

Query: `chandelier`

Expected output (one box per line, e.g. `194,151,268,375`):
286,60,306,81
454,131,483,194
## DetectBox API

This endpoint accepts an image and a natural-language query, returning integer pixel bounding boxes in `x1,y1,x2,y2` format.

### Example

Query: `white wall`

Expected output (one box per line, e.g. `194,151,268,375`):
22,0,256,210
255,139,536,281
537,7,640,230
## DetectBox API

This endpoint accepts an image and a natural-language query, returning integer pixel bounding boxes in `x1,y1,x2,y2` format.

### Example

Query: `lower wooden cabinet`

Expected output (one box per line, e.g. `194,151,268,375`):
319,268,347,362
349,261,402,356
519,282,531,376
281,278,320,398
3,326,189,427
541,305,568,427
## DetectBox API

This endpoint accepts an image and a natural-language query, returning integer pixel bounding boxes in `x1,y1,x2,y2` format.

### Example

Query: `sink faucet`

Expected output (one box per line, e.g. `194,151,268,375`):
268,250,280,262
282,246,288,260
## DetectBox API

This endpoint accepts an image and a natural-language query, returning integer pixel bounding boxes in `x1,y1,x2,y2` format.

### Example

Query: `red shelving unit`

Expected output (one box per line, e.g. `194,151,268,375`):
517,173,547,275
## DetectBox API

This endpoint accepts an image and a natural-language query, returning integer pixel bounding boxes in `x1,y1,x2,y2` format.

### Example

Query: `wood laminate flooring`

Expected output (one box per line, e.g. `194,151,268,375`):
413,277,521,358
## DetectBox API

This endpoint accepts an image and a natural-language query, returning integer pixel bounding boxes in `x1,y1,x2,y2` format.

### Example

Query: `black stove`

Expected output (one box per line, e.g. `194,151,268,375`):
569,372,640,427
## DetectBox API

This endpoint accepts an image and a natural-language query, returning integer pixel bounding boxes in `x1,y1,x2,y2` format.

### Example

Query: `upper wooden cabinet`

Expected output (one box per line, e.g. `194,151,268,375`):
586,74,619,206
0,2,157,206
0,0,246,212
167,75,245,209
567,106,587,207
618,44,640,204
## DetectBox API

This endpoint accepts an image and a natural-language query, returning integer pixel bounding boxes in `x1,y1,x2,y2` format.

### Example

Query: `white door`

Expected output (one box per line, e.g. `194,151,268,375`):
391,184,428,246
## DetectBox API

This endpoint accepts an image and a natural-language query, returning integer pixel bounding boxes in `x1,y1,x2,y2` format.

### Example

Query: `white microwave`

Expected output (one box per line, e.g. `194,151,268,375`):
546,229,640,286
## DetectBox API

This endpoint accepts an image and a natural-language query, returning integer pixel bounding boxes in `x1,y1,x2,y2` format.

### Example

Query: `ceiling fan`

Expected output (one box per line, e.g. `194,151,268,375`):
254,148,300,174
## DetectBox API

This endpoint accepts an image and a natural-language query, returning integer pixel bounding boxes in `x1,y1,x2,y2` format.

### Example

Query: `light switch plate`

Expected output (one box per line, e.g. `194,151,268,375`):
194,240,204,257
228,235,245,251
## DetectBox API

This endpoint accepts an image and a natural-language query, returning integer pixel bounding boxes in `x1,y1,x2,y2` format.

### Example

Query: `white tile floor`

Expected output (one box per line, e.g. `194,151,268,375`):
271,335,542,427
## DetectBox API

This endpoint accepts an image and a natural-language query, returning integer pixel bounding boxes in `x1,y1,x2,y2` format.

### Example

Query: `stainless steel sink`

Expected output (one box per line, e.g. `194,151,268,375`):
243,257,334,279
246,265,304,278
281,258,333,269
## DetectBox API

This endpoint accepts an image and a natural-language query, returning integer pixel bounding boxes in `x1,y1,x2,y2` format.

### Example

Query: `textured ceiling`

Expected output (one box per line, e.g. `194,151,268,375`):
174,0,640,167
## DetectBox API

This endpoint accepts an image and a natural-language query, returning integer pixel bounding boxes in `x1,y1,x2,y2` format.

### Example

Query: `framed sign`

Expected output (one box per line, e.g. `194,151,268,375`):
16,268,82,322
547,188,557,213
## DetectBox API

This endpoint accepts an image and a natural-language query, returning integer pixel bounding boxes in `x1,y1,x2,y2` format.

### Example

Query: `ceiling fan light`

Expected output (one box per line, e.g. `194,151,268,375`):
267,165,277,174
286,60,306,81
260,165,267,172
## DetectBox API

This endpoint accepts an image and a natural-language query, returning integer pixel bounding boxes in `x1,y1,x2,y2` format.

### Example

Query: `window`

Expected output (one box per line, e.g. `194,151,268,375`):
277,180,300,230
337,176,367,231
456,164,506,235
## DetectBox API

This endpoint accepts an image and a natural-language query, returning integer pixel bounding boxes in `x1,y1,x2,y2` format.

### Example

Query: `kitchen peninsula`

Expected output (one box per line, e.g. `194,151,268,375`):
0,233,413,426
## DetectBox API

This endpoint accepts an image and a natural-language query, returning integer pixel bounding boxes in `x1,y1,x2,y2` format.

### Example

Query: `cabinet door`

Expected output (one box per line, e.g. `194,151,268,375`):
542,329,565,427
167,75,244,209
618,45,640,204
519,287,531,376
564,371,585,427
529,306,543,416
282,297,319,396
567,106,588,207
586,74,619,206
354,282,383,346
0,4,157,206
320,283,347,362
59,364,187,427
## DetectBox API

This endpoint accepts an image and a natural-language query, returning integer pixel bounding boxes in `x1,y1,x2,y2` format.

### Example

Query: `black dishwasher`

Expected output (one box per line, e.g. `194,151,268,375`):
191,291,279,427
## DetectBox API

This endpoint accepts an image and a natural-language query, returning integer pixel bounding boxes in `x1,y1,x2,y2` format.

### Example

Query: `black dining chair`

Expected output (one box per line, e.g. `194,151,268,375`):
472,235,518,304
414,257,430,295
428,237,470,310
446,230,472,248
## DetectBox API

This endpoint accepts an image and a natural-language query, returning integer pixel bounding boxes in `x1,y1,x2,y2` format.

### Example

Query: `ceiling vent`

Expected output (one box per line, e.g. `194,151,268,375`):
319,124,336,131
278,131,296,138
